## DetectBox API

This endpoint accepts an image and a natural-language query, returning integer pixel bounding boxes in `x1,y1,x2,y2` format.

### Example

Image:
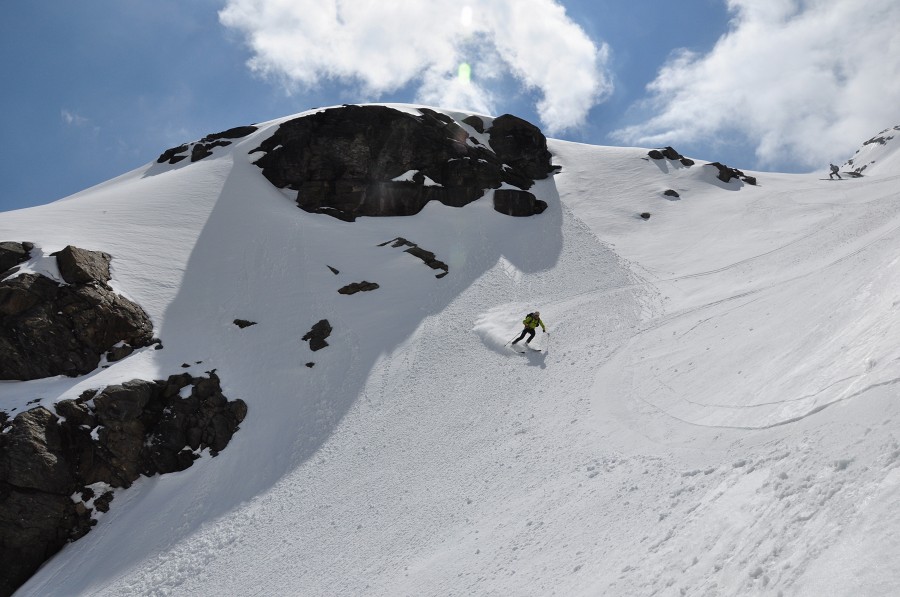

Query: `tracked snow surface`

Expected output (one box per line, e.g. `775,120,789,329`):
3,107,900,596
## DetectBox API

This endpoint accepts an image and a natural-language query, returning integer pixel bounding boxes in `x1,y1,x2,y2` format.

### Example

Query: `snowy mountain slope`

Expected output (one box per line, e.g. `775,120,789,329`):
3,107,900,596
844,125,900,175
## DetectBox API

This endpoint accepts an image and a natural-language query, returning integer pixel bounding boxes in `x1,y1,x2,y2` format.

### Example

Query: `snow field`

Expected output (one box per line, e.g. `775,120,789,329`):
2,107,899,596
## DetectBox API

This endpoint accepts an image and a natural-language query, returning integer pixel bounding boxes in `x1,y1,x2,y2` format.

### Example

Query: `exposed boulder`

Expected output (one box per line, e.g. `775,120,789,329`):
0,241,33,276
663,189,680,199
0,245,154,380
377,237,449,278
648,146,694,167
862,132,895,146
705,162,757,185
200,125,259,144
2,407,75,494
191,141,231,162
250,105,555,221
487,114,554,181
157,125,258,165
0,373,247,596
462,115,486,134
0,479,94,597
157,144,190,165
493,189,548,217
233,319,257,329
53,245,111,285
338,281,380,295
302,319,333,351
106,344,135,362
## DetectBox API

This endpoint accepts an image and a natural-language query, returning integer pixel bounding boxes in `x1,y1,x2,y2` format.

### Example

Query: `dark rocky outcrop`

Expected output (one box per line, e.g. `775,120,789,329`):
378,237,449,278
847,125,900,174
157,144,190,165
493,189,548,217
249,105,555,221
862,131,896,146
157,125,258,165
462,115,486,134
191,141,231,162
0,241,33,276
53,245,111,285
663,189,680,199
648,146,695,167
0,373,247,596
302,319,333,351
0,245,154,381
705,162,757,186
233,319,257,329
487,114,555,181
338,281,380,295
640,212,652,220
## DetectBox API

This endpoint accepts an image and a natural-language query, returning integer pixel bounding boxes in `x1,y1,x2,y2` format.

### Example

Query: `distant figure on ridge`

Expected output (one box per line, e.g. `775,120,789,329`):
829,164,843,179
511,310,547,349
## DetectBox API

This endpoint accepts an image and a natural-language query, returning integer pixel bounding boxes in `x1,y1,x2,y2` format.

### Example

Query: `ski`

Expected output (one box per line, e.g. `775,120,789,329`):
511,345,542,353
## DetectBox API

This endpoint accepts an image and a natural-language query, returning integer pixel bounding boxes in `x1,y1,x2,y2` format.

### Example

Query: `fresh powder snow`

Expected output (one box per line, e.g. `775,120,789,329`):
2,106,899,596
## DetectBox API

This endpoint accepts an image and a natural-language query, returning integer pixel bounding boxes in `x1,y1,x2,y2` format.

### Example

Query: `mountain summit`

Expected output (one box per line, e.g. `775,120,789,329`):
2,106,900,596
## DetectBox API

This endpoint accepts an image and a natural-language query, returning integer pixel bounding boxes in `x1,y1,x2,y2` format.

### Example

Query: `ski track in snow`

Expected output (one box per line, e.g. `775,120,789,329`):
4,110,900,596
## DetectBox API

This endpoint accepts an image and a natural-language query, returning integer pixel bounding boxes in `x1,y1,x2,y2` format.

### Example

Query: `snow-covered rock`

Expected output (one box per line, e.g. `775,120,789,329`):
844,124,900,175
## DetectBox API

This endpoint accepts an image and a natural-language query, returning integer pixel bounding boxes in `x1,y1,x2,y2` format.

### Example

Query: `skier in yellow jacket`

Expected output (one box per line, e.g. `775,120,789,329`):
511,311,547,347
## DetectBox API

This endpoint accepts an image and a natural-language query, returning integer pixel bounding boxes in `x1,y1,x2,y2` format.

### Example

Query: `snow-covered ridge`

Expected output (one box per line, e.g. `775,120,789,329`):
844,124,900,175
2,107,900,596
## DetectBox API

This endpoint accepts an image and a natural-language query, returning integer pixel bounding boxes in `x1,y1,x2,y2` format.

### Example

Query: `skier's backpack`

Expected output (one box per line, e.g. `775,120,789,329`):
523,312,537,326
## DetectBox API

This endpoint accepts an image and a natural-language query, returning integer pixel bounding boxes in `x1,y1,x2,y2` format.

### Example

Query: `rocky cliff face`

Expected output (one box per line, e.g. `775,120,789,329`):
250,105,555,220
0,373,247,596
0,244,155,381
0,243,248,596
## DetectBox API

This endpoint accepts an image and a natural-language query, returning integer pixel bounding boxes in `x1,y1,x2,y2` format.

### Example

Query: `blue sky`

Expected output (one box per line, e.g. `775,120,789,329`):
2,1,898,212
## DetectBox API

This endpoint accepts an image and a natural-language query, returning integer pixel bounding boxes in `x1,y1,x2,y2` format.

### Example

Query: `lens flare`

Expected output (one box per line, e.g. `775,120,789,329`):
458,62,472,84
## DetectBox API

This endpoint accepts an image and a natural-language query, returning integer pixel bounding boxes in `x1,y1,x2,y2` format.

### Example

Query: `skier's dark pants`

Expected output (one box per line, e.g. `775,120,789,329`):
512,327,536,344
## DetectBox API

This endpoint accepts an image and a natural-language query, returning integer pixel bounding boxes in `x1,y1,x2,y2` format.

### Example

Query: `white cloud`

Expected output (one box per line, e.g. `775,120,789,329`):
218,0,612,133
61,109,89,127
613,0,900,169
